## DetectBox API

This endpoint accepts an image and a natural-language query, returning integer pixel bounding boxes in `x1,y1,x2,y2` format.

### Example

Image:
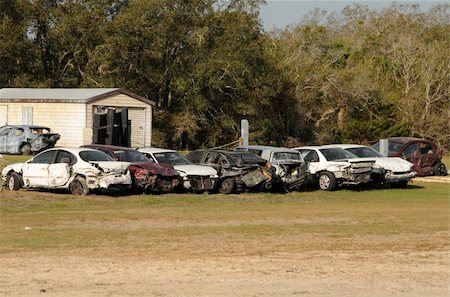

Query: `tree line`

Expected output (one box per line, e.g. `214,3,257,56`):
1,0,448,150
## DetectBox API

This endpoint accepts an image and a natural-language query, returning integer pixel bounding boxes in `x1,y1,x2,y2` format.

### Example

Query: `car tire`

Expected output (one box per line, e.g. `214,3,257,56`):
434,162,447,176
7,172,22,191
20,144,32,155
318,171,337,191
219,178,235,194
69,176,89,196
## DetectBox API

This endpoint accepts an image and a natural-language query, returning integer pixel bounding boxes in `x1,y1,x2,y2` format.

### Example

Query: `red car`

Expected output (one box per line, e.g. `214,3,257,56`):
82,144,181,193
372,137,447,176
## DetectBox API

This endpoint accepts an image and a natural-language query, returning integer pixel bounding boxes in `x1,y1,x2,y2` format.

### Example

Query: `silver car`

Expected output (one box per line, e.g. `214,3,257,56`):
0,125,60,155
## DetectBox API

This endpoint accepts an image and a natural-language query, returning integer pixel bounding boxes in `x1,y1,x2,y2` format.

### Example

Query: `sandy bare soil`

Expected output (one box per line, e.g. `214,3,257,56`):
1,234,449,297
1,181,449,297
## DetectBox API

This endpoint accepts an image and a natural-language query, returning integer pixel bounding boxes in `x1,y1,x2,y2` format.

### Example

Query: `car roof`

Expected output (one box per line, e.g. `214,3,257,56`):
322,144,366,149
293,146,322,150
236,145,300,153
1,125,50,129
82,144,137,151
43,147,100,154
138,147,176,154
387,137,426,144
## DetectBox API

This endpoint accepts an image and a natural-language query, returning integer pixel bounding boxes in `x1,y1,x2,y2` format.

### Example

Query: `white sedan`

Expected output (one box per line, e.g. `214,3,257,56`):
295,146,375,191
1,147,132,195
138,147,218,192
324,144,416,186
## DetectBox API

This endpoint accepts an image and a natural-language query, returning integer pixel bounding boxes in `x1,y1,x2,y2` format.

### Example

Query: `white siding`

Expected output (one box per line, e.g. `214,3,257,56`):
128,108,145,147
5,102,86,147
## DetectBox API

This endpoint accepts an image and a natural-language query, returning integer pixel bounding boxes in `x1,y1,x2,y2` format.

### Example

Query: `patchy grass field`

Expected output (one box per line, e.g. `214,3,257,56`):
0,181,448,297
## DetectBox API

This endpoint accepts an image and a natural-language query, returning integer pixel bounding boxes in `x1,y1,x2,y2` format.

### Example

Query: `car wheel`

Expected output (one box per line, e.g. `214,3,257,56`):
20,144,32,155
69,176,89,196
318,172,337,191
7,172,22,191
434,162,447,176
219,178,235,194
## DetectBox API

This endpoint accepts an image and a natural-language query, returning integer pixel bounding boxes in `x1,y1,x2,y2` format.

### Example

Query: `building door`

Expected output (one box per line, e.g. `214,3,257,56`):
0,105,7,126
93,107,130,147
22,107,33,124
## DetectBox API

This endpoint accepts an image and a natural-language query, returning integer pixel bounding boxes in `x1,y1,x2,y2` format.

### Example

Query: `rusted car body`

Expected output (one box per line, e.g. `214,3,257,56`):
82,144,181,193
1,147,132,195
186,150,273,194
234,145,309,191
0,125,60,155
372,137,447,176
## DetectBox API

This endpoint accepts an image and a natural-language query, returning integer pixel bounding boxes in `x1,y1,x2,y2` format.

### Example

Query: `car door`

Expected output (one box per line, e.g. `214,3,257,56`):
22,150,58,187
302,150,321,174
0,126,11,153
47,150,75,186
8,127,25,153
401,143,421,172
417,142,435,175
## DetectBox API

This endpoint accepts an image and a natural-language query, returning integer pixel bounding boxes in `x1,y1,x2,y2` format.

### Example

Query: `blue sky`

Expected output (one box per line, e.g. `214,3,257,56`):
259,0,443,29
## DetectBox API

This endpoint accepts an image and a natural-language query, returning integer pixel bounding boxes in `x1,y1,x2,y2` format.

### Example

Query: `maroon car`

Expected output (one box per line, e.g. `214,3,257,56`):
82,144,181,193
372,137,447,176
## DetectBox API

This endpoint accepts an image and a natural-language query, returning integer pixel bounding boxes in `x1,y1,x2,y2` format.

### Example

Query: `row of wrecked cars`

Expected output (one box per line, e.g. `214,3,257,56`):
3,136,442,195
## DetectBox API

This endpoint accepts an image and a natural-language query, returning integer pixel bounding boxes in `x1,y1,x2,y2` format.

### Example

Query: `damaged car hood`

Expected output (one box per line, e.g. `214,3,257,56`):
132,162,180,177
174,164,217,177
372,157,413,172
89,161,130,172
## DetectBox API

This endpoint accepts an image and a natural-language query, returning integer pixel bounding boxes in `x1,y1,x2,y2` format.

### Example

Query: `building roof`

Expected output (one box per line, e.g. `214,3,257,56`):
0,88,155,106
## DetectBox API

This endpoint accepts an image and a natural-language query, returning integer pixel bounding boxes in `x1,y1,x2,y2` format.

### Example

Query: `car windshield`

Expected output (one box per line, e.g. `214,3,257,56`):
346,147,383,158
114,149,150,162
272,152,301,161
79,150,114,162
319,148,359,161
372,141,404,153
153,152,191,165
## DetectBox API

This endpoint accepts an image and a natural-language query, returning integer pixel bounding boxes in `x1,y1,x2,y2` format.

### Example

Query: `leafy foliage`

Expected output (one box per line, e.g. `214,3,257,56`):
0,1,448,149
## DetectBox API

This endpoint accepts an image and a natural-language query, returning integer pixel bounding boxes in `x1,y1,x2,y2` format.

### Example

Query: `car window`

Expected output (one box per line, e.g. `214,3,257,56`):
30,150,58,164
347,147,382,158
31,127,50,134
248,149,263,156
113,149,150,162
319,148,358,161
0,127,12,136
141,152,156,162
403,143,419,156
13,128,25,136
186,150,204,164
303,150,319,162
419,143,434,155
388,141,404,153
79,150,114,162
55,150,77,165
205,153,220,164
272,152,301,161
153,152,191,166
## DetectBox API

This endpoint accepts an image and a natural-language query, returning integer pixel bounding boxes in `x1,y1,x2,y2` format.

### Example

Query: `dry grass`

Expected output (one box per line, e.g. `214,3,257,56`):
1,182,448,259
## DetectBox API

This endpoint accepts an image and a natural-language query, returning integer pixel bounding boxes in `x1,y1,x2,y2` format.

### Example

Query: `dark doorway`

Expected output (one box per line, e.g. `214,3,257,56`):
93,107,131,147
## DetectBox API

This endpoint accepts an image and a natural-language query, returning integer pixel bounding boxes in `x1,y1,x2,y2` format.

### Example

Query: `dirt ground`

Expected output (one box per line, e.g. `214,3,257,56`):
1,246,449,297
1,178,449,297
